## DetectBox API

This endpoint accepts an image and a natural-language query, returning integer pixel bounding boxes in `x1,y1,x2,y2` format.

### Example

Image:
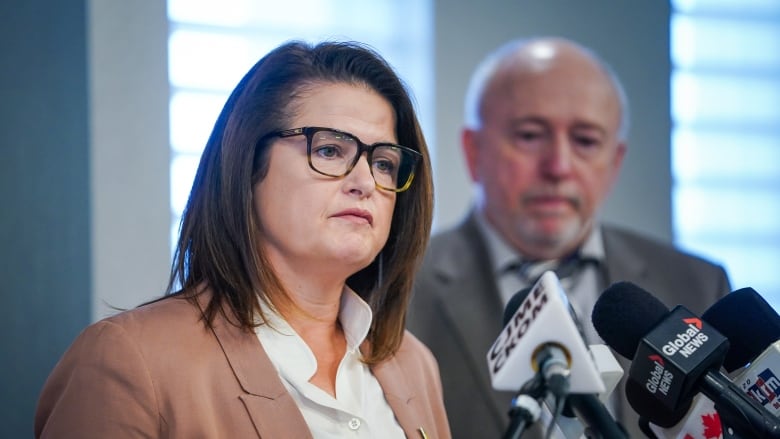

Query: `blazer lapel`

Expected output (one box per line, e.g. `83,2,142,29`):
430,213,511,416
202,294,313,439
371,353,426,438
439,213,505,363
601,226,648,286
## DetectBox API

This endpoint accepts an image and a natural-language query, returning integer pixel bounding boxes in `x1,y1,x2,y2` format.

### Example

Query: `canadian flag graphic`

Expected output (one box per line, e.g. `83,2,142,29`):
683,410,721,439
650,394,722,439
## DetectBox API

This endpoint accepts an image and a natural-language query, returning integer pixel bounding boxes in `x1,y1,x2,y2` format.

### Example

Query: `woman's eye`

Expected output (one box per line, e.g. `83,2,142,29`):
314,145,342,159
373,158,396,174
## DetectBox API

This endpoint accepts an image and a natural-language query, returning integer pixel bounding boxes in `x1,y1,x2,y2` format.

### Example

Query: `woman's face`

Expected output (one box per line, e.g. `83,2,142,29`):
254,82,398,282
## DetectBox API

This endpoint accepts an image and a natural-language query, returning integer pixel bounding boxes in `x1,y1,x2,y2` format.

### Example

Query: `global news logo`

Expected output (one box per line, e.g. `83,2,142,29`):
645,354,673,396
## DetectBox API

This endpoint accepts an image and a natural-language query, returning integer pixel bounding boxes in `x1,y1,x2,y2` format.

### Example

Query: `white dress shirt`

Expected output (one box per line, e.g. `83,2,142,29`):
255,288,405,439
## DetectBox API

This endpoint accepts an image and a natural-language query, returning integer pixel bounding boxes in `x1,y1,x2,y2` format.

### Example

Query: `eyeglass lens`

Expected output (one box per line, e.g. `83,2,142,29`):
310,129,415,190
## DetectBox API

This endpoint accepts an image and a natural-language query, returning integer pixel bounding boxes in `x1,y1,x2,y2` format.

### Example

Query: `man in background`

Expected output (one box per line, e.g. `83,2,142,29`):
407,37,731,438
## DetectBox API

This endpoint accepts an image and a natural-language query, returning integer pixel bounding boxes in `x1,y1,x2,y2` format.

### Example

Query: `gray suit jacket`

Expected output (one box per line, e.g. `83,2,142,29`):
407,212,730,438
37,290,451,438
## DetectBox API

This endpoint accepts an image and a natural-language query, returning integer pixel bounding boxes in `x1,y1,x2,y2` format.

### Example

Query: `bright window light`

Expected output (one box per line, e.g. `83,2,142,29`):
671,0,780,309
167,0,434,255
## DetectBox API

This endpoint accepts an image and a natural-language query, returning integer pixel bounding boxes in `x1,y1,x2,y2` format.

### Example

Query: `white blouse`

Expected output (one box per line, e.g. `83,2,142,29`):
255,288,405,438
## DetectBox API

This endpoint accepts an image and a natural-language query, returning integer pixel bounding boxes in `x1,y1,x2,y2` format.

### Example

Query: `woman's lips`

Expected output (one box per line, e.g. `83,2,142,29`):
332,208,373,225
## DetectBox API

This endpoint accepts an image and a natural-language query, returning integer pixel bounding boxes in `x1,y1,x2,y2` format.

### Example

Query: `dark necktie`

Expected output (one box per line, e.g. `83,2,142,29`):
512,252,596,289
508,252,601,340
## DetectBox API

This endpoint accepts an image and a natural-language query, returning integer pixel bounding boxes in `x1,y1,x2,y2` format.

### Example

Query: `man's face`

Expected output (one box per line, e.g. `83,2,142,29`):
464,53,626,259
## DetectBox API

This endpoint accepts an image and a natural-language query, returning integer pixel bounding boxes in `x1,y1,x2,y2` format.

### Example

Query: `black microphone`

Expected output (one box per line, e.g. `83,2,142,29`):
633,287,780,438
702,287,780,419
701,287,780,372
503,287,533,326
592,281,780,438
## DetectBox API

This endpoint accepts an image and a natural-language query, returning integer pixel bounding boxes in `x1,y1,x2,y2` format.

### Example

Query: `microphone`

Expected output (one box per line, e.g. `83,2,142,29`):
489,271,605,393
503,286,533,326
501,290,623,403
492,272,627,439
702,287,780,417
734,340,780,416
592,281,780,438
590,344,624,404
701,287,780,372
639,287,780,438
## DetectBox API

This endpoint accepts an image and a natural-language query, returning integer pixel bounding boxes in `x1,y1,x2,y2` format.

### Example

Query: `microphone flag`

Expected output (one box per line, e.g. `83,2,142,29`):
487,271,605,393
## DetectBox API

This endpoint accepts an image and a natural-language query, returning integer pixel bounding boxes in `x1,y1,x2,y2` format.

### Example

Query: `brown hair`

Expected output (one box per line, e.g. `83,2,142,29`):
167,41,433,364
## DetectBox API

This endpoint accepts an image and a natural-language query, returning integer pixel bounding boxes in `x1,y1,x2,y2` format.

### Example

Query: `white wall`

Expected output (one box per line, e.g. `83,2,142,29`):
88,1,171,319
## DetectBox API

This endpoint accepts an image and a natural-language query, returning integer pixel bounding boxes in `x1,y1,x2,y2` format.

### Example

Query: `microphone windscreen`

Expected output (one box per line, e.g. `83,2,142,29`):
702,287,780,372
591,281,669,359
502,287,533,326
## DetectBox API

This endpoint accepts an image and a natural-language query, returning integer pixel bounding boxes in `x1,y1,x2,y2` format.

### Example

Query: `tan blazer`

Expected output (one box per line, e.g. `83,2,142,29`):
36,292,451,439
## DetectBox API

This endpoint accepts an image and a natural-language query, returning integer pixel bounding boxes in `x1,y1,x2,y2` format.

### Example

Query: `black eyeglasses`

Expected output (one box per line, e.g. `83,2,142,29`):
260,126,422,192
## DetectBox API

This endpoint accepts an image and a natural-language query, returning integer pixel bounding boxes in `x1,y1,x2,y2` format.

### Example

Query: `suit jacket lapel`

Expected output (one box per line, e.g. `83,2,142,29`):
431,213,511,416
601,226,648,286
201,293,313,439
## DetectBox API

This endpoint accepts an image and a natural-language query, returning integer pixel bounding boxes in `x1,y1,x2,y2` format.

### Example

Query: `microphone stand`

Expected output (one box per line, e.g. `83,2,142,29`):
700,371,780,438
565,394,627,439
504,369,549,439
503,391,544,439
503,345,571,439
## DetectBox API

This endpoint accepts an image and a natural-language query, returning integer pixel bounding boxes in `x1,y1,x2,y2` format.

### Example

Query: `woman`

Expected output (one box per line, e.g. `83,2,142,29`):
35,41,449,438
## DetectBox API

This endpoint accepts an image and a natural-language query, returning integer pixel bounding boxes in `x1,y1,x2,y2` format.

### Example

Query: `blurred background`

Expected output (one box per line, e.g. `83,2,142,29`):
3,0,779,436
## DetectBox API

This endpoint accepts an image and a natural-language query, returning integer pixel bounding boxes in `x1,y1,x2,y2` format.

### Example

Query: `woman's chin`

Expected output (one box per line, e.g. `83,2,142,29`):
332,249,378,272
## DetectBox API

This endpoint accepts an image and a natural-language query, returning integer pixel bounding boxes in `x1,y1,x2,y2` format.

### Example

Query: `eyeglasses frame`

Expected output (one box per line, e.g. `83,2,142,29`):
259,126,422,192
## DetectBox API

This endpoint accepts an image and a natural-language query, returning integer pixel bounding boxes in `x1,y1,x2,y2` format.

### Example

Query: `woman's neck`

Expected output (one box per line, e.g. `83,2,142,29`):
287,301,347,398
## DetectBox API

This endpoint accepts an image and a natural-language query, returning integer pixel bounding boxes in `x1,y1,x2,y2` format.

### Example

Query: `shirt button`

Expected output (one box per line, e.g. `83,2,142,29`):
348,418,361,430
